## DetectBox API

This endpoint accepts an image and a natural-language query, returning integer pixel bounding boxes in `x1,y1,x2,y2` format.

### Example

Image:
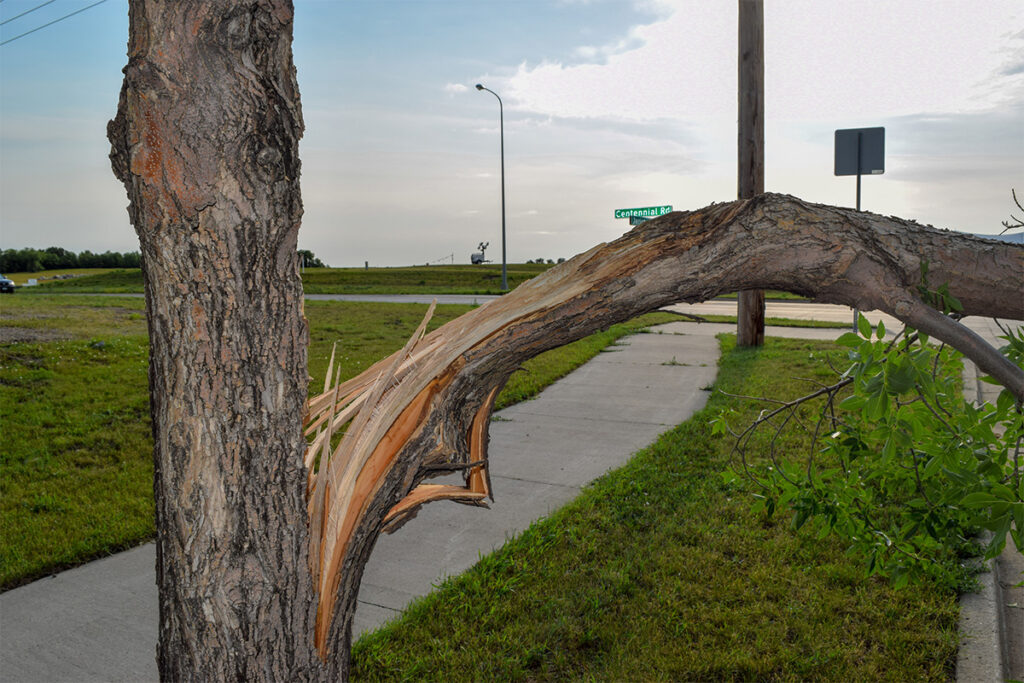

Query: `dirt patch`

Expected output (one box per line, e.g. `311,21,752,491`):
0,327,70,343
0,312,60,321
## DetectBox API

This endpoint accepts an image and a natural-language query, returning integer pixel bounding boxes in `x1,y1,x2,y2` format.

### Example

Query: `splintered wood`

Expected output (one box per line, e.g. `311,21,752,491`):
303,302,495,655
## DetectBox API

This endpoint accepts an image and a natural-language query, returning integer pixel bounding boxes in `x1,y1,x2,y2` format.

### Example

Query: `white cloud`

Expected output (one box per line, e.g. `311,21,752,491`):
443,82,468,94
502,1,1024,123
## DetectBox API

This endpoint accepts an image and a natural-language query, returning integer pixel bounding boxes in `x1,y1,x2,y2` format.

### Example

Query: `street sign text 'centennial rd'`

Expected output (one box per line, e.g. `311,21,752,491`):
614,205,673,220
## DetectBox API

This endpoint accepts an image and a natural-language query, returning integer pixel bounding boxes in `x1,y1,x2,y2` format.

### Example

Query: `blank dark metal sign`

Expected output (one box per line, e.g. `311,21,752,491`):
835,127,885,176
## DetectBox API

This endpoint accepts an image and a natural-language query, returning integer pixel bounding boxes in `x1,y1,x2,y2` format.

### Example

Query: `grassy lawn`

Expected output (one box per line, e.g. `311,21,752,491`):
0,296,674,588
5,268,136,290
18,264,554,295
19,265,811,300
351,337,959,681
302,264,552,294
2,268,121,287
684,313,849,329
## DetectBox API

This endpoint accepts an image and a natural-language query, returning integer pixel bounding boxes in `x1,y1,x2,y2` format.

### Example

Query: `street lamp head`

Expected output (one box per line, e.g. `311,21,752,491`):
475,84,484,91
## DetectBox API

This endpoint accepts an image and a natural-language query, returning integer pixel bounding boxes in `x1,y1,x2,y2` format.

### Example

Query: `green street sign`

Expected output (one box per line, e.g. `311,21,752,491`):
614,205,672,219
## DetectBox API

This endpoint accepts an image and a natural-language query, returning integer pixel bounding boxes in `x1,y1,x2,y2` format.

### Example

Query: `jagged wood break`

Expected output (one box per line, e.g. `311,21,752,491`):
303,193,1024,658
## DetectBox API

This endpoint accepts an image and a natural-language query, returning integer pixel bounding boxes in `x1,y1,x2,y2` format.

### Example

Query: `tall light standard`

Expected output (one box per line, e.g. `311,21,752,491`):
475,83,507,291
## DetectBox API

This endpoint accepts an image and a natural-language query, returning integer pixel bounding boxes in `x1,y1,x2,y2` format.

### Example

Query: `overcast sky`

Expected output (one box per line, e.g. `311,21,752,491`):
1,0,1022,267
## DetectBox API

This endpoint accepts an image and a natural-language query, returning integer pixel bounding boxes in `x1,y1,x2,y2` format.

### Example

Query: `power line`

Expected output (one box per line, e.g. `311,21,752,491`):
1,0,58,27
1,0,107,46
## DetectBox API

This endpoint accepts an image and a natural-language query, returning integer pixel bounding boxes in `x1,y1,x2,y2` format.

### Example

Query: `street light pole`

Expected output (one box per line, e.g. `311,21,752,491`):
476,83,507,291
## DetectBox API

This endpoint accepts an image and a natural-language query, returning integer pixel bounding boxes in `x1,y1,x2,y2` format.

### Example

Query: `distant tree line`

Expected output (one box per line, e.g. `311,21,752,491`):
298,249,327,268
2,247,330,272
0,247,142,273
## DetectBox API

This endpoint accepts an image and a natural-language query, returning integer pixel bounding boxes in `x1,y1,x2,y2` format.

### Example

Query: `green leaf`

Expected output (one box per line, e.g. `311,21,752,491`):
865,392,889,422
996,389,1015,415
984,515,1011,559
885,360,917,395
839,394,866,411
875,319,886,340
1012,503,1024,542
990,482,1017,502
958,492,1001,508
857,313,872,339
836,332,863,348
881,437,896,463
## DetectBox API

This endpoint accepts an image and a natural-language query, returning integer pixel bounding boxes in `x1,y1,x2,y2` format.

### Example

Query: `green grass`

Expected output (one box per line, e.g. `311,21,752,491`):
349,337,959,681
3,268,120,287
21,263,557,295
716,290,811,301
302,264,552,295
0,337,154,588
19,269,144,293
679,313,850,329
17,265,814,301
0,297,677,588
0,293,148,340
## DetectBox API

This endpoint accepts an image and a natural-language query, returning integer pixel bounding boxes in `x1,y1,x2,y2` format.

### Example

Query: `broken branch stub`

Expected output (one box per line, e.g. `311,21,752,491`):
305,193,1024,660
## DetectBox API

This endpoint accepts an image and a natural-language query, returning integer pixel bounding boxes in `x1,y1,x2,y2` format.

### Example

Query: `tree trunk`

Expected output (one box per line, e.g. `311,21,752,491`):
307,193,1024,666
107,1,324,679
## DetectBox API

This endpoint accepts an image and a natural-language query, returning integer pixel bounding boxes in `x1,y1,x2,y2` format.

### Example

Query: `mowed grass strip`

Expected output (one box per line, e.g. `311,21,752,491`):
679,313,850,329
20,263,554,295
0,293,148,341
19,265,814,301
301,264,552,295
350,336,959,681
1,297,674,588
2,268,121,287
17,268,146,293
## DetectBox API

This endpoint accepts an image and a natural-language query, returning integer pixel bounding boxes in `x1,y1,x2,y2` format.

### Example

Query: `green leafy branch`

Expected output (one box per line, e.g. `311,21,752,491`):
715,311,1023,590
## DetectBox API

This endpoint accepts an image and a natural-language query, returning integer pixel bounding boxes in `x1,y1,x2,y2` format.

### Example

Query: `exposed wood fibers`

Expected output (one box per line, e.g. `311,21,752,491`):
302,302,504,656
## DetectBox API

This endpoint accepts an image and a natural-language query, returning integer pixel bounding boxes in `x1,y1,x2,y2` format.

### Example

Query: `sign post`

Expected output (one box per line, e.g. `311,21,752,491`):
835,126,885,329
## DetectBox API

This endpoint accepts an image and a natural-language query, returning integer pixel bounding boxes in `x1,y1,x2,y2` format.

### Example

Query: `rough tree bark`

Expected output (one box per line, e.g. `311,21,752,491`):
109,3,1023,679
107,1,324,679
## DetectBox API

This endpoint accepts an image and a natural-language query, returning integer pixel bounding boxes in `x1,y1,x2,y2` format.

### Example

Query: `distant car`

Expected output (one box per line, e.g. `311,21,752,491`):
0,275,14,293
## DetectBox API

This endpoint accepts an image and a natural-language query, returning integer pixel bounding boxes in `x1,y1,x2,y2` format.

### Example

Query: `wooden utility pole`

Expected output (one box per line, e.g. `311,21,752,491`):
736,0,765,347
